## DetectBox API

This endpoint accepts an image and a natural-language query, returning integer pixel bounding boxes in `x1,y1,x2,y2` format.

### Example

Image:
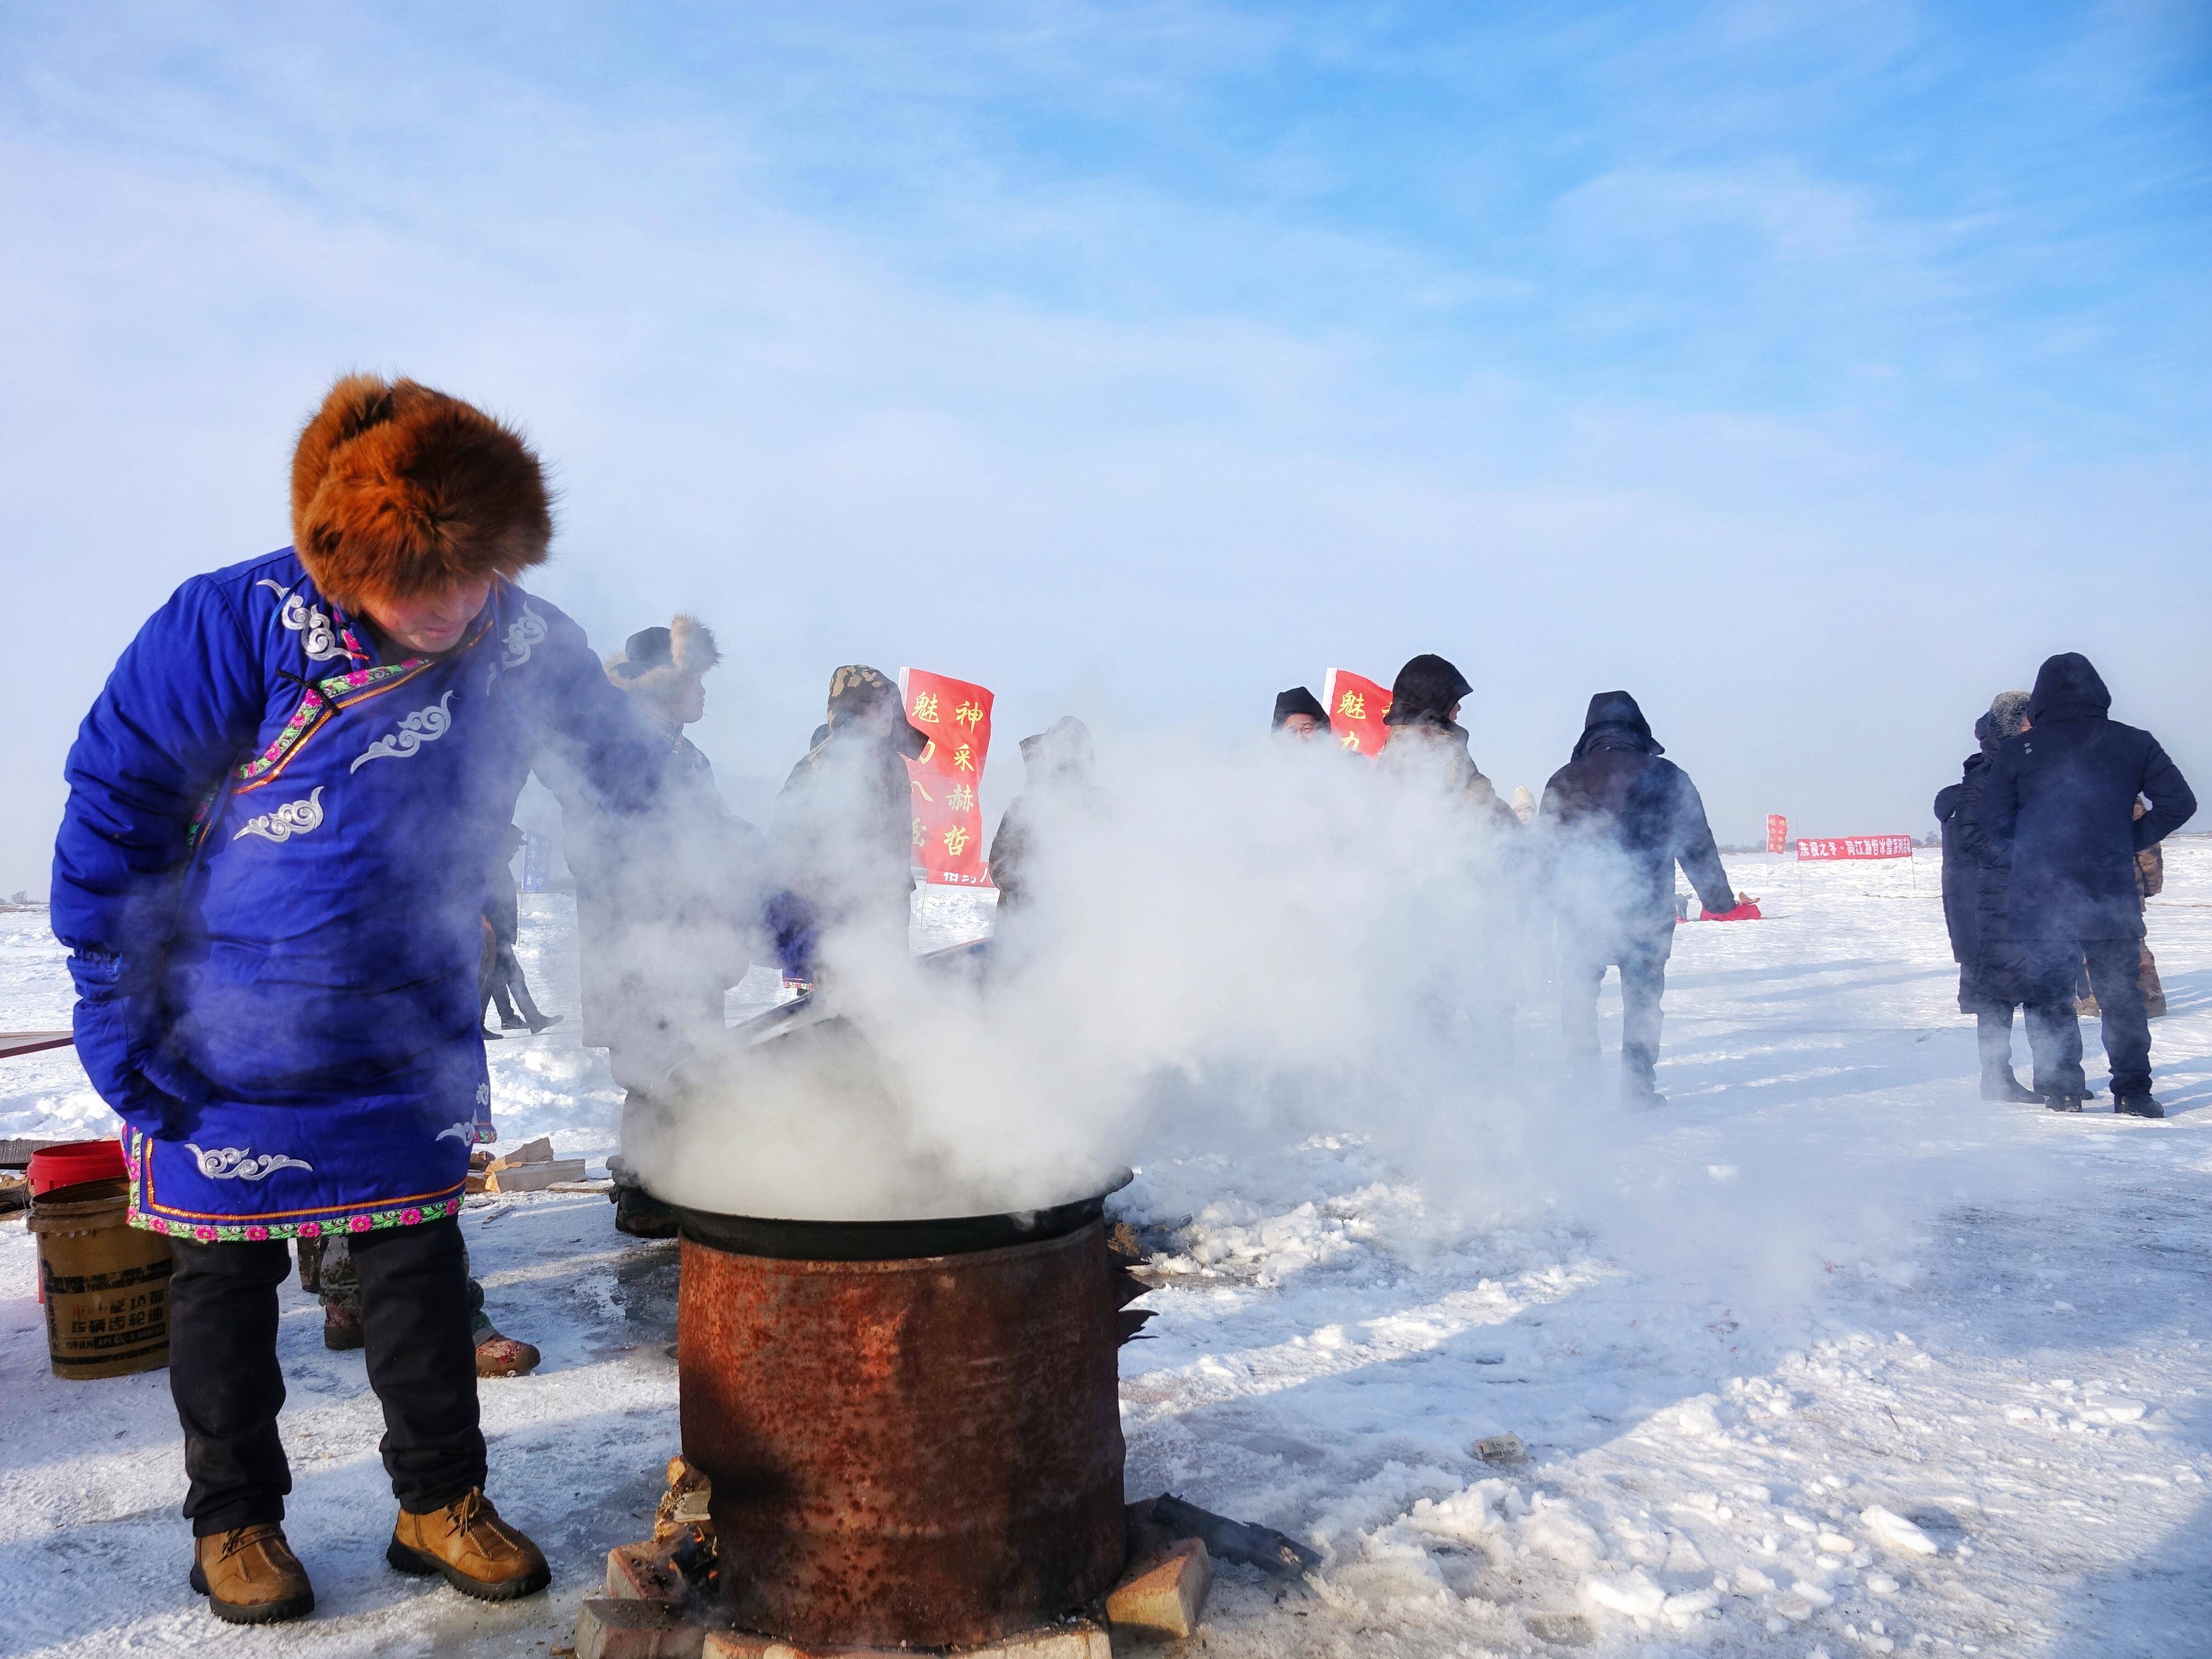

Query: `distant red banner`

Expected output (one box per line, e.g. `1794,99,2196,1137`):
899,668,994,886
1766,814,1788,854
1322,668,1394,757
1797,835,1913,861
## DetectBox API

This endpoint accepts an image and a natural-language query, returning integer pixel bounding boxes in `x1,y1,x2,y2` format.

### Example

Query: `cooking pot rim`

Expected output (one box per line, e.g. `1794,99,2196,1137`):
669,1168,1134,1261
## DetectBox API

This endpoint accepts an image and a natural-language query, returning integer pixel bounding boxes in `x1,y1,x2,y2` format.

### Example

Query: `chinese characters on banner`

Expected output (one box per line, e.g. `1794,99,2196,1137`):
1796,835,1913,861
898,668,994,886
1321,668,1394,757
1766,815,1788,854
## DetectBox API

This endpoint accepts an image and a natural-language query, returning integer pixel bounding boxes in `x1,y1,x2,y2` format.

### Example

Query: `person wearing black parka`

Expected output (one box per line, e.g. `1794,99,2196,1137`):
1934,694,2037,1102
1539,691,1736,1104
1978,653,2195,1115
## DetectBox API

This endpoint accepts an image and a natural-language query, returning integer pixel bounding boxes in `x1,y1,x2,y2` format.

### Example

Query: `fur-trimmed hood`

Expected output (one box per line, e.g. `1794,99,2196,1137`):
290,373,552,611
605,614,720,696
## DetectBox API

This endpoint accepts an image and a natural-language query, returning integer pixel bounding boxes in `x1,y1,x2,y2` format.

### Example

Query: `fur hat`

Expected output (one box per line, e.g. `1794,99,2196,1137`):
606,615,720,693
1987,688,2031,739
290,373,551,611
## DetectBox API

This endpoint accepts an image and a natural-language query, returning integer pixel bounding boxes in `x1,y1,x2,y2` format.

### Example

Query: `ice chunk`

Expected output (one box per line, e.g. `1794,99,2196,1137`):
1664,1533,1708,1572
1817,1532,1854,1553
2088,1398,2147,1423
1663,1587,1718,1621
1521,1501,1607,1570
1791,1577,1836,1608
1584,1569,1666,1618
1733,1567,1774,1595
1865,1571,1900,1595
1860,1507,1939,1557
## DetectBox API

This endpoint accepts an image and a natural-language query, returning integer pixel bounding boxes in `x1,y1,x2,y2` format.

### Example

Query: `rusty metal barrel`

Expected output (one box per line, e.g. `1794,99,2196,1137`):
675,1185,1131,1649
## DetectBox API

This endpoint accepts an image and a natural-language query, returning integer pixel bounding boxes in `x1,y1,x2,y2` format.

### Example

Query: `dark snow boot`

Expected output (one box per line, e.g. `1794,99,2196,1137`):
2114,1094,2166,1119
1975,1010,2039,1102
2043,1092,2085,1113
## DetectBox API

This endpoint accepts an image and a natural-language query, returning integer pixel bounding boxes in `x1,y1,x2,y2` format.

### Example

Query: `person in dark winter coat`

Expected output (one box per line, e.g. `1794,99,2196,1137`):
50,374,679,1620
481,825,556,1036
1272,687,1331,741
1979,653,2195,1115
544,614,765,1238
1373,655,1517,829
556,615,762,1060
770,666,929,983
1934,693,2037,1101
1540,691,1735,1103
988,717,1107,918
1373,655,1521,1065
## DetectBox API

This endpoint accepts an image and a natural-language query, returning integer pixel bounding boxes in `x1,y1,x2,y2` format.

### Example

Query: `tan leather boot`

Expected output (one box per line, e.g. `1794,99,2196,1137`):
386,1488,550,1601
189,1524,315,1624
473,1331,541,1378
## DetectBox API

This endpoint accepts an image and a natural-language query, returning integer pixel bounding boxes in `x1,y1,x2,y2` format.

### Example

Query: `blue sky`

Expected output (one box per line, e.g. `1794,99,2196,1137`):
2,0,2207,885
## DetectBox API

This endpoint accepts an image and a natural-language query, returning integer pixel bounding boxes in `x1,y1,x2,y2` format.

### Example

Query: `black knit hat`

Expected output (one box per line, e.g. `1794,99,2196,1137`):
1272,686,1331,729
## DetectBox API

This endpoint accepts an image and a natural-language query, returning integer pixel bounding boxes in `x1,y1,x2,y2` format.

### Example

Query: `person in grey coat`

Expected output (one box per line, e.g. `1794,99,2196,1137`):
1540,691,1735,1104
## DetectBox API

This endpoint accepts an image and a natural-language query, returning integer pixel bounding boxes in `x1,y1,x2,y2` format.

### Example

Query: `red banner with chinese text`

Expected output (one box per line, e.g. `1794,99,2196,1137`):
1322,668,1394,757
1796,835,1912,861
899,669,994,886
1766,814,1788,854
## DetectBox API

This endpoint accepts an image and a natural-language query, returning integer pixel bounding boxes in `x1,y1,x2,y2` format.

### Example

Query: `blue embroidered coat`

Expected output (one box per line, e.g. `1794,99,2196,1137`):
51,550,668,1241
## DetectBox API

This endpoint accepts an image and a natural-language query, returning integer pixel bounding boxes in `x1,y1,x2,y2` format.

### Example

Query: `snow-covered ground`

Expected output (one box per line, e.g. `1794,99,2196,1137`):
3,847,2209,1657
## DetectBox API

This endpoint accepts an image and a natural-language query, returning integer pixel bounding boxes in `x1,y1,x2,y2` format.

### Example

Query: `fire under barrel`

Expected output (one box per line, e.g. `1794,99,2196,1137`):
674,1185,1136,1649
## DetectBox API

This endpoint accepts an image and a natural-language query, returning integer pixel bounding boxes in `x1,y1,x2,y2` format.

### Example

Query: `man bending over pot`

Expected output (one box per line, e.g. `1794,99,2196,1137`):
51,375,678,1625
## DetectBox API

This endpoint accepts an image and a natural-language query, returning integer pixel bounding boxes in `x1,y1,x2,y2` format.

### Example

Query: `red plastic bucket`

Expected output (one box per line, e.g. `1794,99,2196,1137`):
27,1139,128,1199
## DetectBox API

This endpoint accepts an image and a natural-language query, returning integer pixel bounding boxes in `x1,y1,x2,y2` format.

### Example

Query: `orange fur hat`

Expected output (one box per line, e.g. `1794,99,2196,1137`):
289,373,552,611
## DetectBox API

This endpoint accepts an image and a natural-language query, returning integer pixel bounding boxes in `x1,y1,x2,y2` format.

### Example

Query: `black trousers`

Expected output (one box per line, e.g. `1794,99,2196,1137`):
2020,936,2154,1099
167,1216,485,1536
1561,930,1671,1094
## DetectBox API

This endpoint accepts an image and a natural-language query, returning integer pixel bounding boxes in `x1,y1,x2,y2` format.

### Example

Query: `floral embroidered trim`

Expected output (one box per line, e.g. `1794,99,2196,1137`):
185,781,224,850
350,690,456,772
129,1196,466,1244
256,578,358,663
501,607,547,668
237,691,334,784
226,611,495,793
233,785,325,843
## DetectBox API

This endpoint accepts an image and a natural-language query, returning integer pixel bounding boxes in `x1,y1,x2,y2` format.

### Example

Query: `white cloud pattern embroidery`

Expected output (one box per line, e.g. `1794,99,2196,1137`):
186,1145,314,1180
501,607,547,668
233,786,325,843
350,691,456,772
434,1122,476,1143
256,577,350,662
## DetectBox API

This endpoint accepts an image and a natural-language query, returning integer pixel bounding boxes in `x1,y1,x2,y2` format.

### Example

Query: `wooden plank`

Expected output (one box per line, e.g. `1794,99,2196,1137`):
0,1137,68,1169
484,1158,587,1193
488,1135,555,1169
0,1032,73,1062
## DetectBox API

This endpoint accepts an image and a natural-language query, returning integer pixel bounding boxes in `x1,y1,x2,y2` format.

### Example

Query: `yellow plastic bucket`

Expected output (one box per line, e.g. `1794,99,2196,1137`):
29,1181,173,1379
